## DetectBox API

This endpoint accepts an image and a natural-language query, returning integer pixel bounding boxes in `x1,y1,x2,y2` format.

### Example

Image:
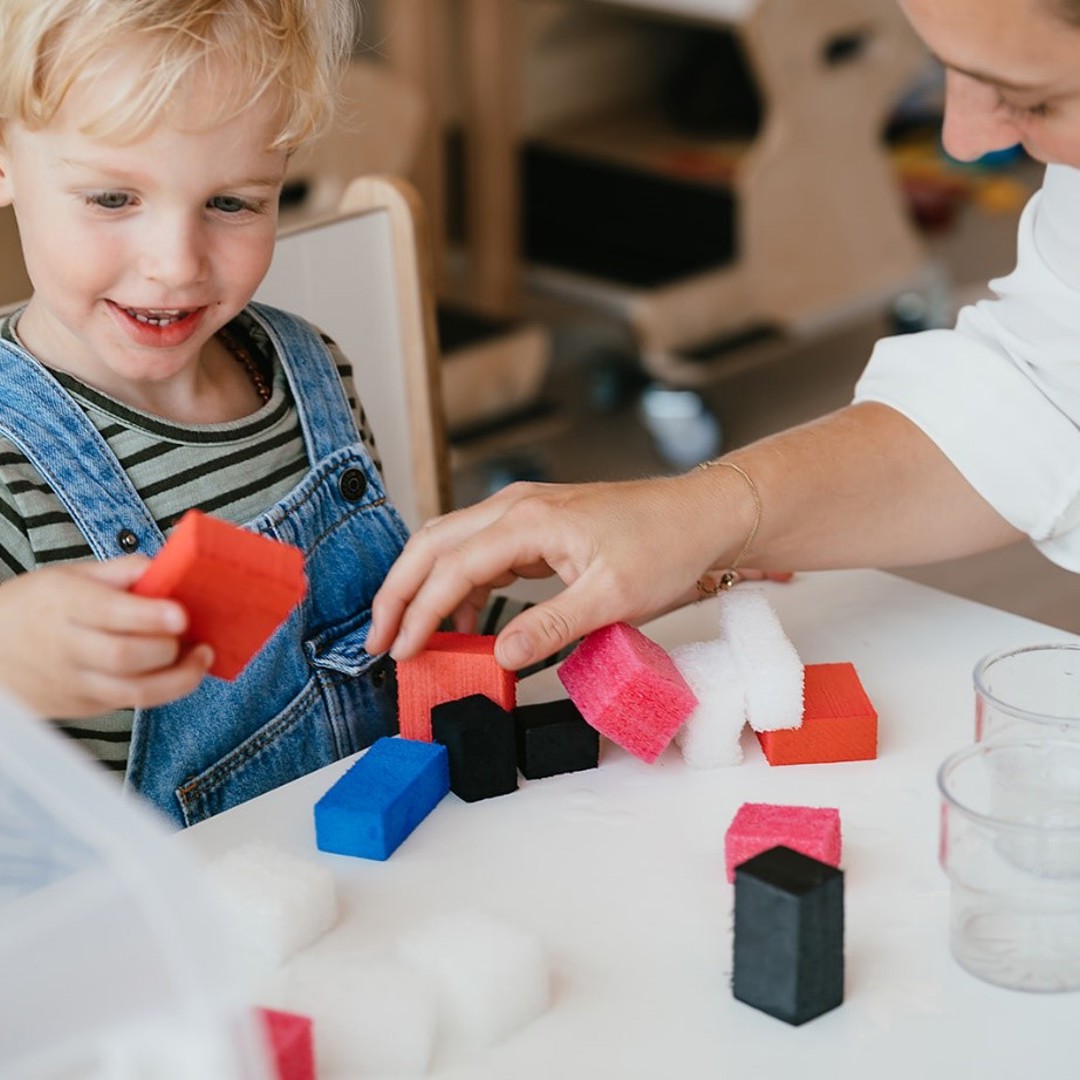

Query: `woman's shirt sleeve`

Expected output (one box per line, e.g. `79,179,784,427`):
855,163,1080,570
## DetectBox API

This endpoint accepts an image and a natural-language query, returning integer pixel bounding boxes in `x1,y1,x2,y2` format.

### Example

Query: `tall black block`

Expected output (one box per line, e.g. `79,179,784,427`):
514,699,599,780
732,845,844,1025
431,694,518,802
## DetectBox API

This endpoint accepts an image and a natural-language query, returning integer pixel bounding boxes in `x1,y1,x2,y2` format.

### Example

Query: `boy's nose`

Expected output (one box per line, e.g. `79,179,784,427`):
940,69,1023,162
139,216,209,287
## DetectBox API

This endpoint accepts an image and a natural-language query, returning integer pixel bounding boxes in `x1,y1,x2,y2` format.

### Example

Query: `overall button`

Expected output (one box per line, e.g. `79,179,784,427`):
117,528,140,553
339,468,367,502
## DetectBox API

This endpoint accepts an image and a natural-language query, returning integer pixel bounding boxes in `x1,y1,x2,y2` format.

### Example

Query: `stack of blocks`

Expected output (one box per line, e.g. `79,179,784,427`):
396,632,516,741
314,737,450,860
557,622,697,763
757,662,878,765
132,509,307,681
732,845,845,1025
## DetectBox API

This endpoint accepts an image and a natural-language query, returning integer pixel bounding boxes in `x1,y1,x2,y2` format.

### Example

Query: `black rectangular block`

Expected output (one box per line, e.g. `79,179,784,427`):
431,693,518,802
514,699,599,780
732,844,844,1025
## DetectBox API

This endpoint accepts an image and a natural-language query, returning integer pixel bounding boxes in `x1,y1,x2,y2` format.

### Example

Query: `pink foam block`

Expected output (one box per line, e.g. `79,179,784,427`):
557,622,698,763
724,802,841,884
257,1006,315,1080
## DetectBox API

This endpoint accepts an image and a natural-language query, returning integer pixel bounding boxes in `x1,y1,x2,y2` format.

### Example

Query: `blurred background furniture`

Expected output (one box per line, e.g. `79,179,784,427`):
256,175,450,532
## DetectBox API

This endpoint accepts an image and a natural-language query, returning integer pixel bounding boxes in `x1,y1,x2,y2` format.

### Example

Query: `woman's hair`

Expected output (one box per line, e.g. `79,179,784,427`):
0,0,358,149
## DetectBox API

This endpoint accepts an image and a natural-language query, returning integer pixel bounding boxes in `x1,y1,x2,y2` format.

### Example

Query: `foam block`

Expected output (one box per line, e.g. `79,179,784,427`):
207,843,337,970
132,509,306,680
396,632,517,741
287,953,438,1076
314,737,449,860
733,845,844,1025
716,588,803,732
757,662,878,765
397,910,550,1046
671,638,747,768
431,694,518,802
257,1007,314,1080
514,698,599,779
724,802,841,884
557,622,697,763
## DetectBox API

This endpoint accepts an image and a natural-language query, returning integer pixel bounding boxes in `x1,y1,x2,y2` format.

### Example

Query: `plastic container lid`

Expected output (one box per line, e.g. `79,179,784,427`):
0,691,269,1079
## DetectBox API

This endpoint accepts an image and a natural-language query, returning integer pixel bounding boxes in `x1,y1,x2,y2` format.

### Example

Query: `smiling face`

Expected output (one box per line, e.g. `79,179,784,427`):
0,55,287,403
900,0,1080,165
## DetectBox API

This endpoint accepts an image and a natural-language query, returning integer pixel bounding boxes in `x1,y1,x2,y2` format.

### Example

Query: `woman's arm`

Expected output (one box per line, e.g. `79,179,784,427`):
368,402,1021,670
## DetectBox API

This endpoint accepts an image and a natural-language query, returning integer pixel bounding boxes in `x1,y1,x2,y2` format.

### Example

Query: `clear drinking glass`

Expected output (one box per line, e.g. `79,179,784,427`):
974,643,1080,742
937,738,1080,992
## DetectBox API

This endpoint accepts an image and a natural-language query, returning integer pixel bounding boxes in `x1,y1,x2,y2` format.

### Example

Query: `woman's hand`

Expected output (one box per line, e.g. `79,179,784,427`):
368,473,758,670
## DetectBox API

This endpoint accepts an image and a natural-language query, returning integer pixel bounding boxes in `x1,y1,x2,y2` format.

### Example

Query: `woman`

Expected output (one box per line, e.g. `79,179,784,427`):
368,0,1080,671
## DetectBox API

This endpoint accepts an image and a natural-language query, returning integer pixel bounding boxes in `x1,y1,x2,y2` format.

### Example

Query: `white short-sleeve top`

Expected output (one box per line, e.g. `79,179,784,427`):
855,163,1080,571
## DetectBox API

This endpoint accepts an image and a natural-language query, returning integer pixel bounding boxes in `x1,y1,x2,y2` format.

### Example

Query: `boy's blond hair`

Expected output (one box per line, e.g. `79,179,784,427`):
0,0,358,149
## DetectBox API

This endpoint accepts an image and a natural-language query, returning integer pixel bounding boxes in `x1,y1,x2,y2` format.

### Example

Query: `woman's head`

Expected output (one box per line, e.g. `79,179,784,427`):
0,0,357,150
901,0,1080,166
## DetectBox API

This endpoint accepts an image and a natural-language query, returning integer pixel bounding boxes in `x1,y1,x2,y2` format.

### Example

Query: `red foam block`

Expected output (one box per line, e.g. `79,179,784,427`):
756,662,877,766
132,510,306,681
396,632,517,741
557,622,697,763
257,1006,315,1080
725,802,841,883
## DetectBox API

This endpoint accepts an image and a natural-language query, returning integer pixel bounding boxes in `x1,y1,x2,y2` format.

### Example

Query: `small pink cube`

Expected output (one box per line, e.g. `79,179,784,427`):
724,802,841,883
557,622,698,763
258,1006,315,1080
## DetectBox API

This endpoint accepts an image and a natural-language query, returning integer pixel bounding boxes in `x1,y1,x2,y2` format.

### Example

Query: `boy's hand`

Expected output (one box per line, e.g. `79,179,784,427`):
0,557,213,717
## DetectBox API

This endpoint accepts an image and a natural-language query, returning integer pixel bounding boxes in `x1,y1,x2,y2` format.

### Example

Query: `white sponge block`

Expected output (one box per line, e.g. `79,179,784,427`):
716,587,804,732
288,954,438,1076
207,842,337,970
397,910,550,1046
671,638,746,767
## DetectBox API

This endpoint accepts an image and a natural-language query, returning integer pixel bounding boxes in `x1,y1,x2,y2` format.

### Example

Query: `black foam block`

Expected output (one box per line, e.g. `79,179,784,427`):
431,693,518,802
732,844,844,1025
513,699,599,780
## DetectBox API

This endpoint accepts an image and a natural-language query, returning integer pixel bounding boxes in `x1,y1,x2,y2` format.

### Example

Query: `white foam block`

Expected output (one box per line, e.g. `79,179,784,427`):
397,910,550,1046
671,638,747,767
207,842,337,971
716,587,804,732
287,953,438,1077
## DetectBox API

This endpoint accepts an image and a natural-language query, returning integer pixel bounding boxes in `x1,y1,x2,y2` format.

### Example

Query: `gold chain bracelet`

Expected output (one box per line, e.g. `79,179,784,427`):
695,459,762,597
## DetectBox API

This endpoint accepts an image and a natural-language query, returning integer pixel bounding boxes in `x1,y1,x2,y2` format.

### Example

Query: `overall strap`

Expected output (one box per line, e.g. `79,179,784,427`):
0,339,164,560
246,303,361,461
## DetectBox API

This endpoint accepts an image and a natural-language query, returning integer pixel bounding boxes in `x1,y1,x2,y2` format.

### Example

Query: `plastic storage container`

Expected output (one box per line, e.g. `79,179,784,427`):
0,691,270,1079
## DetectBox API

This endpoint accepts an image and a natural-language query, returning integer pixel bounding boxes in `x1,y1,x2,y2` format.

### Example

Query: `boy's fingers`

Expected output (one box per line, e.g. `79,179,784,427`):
79,644,213,712
65,566,188,635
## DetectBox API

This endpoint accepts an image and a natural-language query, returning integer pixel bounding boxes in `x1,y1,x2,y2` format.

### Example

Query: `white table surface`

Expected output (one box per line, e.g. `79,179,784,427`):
185,569,1080,1079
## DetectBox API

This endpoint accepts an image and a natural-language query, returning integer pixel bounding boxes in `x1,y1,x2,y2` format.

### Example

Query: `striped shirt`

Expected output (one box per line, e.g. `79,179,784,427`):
0,309,379,772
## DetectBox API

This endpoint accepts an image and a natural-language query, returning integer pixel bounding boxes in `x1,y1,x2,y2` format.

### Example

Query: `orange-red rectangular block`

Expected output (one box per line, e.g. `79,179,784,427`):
396,632,517,741
132,510,307,681
756,662,877,766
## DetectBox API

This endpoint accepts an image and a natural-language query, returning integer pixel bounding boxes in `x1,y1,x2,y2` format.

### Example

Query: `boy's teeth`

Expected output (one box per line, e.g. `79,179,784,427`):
124,307,189,326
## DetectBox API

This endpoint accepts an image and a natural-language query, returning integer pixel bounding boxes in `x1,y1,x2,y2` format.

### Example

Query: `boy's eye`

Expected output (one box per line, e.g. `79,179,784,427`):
87,192,130,209
209,195,255,214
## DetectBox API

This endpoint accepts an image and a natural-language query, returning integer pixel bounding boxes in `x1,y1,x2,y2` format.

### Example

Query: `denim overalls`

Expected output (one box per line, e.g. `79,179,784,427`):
0,302,408,827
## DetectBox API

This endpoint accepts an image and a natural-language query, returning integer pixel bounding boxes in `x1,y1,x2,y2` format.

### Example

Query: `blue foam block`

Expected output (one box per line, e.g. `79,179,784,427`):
314,737,450,860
